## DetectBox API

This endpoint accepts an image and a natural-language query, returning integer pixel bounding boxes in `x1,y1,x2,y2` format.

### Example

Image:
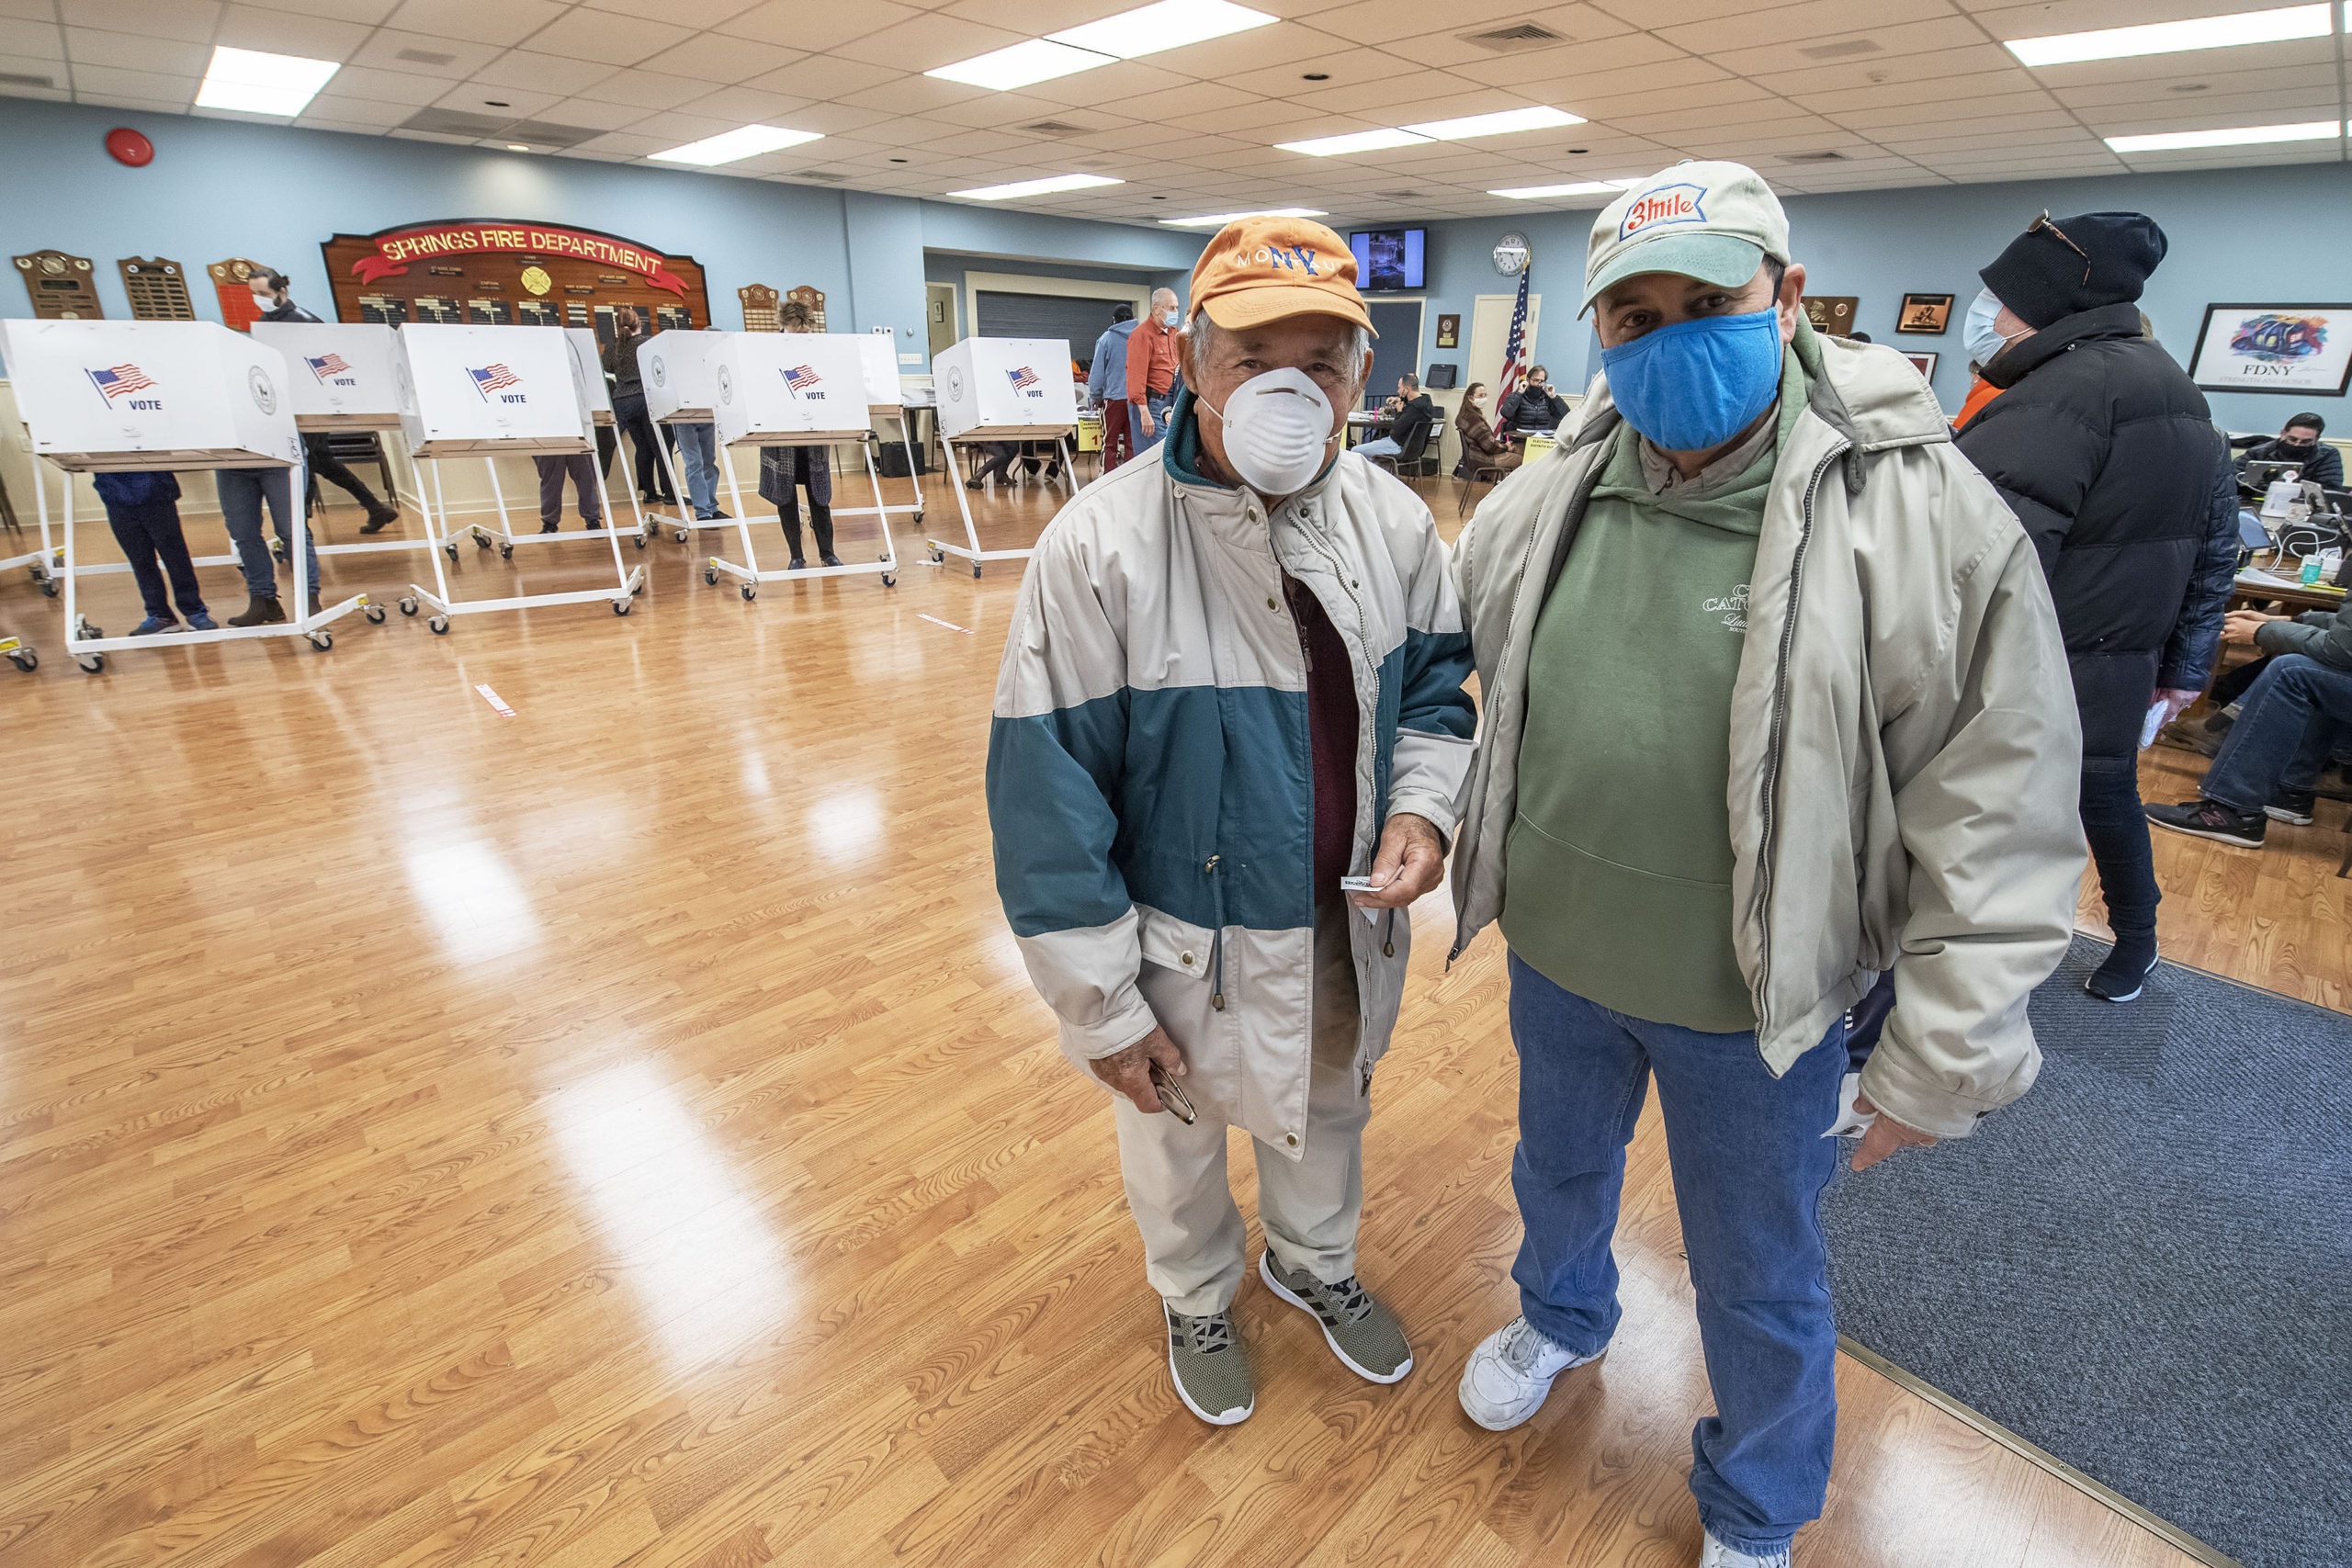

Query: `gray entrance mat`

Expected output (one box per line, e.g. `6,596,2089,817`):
1822,938,2351,1568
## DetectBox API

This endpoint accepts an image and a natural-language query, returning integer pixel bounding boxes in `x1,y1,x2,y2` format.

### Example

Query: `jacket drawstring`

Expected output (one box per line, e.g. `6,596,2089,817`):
1205,853,1227,1010
1381,908,1396,959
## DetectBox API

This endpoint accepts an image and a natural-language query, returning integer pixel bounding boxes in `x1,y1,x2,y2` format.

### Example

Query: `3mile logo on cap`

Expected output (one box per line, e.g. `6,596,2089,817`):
1620,184,1706,242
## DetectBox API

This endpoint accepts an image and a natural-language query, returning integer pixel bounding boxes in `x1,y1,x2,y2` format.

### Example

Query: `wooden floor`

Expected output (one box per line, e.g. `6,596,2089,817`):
2,470,2340,1568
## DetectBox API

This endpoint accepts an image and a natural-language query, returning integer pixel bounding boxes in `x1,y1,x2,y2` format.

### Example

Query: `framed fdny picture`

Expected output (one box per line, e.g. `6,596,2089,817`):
2188,302,2352,396
1897,292,1952,334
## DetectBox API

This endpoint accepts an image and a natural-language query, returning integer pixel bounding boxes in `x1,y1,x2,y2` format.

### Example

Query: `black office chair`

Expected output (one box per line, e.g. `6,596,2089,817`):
1372,416,1435,491
1454,449,1513,516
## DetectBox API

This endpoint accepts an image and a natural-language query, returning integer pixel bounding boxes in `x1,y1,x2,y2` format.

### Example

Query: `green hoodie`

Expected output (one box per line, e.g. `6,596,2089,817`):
1500,336,1814,1032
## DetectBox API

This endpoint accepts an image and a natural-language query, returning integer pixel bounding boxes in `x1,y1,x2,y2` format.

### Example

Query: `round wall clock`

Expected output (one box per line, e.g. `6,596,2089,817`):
1493,232,1530,276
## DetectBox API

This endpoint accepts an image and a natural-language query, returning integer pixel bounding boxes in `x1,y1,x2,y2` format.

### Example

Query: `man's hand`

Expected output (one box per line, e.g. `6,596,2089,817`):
1091,1026,1184,1114
1849,1092,1938,1171
2154,687,2202,728
2223,608,2282,647
1137,409,1156,438
1350,813,1445,910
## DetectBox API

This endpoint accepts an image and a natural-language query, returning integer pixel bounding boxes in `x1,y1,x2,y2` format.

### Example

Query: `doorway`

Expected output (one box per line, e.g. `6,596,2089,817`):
925,282,957,359
1469,292,1544,409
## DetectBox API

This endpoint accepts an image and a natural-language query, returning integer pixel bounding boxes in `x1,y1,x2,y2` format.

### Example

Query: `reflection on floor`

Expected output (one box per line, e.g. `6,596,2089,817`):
0,467,2276,1567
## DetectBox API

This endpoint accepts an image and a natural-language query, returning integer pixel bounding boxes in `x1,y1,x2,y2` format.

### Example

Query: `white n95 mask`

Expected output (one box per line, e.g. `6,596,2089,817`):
1207,368,1334,497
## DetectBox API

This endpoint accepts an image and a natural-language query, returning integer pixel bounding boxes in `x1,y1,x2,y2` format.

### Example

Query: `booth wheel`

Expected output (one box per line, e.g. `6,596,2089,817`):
76,652,104,674
7,647,34,672
399,597,418,616
971,563,984,579
703,567,718,586
429,615,450,635
471,530,492,550
499,542,514,560
444,542,460,562
612,597,631,615
927,545,944,564
881,572,897,588
632,532,648,550
40,575,59,598
914,510,925,526
673,527,689,544
77,617,102,640
364,604,387,625
307,629,333,652
740,582,756,602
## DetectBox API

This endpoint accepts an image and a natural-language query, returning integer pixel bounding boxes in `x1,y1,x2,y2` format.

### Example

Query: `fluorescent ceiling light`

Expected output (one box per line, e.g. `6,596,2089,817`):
1050,0,1277,59
2105,118,2343,151
505,143,529,152
948,173,1125,200
1159,207,1329,226
1489,180,1630,199
1405,106,1586,140
194,45,338,117
2007,4,2330,66
1278,127,1435,156
649,124,822,165
927,38,1110,90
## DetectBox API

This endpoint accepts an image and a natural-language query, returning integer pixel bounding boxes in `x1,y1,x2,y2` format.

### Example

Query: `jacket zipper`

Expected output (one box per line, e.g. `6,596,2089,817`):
1748,446,1844,1037
1204,853,1227,1010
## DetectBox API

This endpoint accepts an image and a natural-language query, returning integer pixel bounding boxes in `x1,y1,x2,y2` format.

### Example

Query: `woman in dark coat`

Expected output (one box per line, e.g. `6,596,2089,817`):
758,300,839,569
1453,382,1519,479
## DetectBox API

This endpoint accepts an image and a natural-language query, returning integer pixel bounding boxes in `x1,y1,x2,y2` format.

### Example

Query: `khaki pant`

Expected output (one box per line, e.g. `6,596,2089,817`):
1113,899,1370,1315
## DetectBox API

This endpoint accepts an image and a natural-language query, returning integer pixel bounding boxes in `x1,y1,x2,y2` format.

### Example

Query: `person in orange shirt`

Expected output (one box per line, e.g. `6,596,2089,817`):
1952,361,2003,429
1126,287,1182,450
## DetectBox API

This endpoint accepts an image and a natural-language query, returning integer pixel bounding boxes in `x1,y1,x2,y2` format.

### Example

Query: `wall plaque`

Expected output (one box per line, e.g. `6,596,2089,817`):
209,257,266,331
1803,295,1860,337
787,285,827,331
14,250,102,319
740,283,781,332
320,220,708,339
119,257,195,320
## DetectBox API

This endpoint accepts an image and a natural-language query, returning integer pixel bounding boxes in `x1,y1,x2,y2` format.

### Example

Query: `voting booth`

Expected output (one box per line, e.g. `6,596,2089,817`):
836,333,926,533
702,332,899,597
638,330,732,539
395,323,643,633
0,319,363,670
250,321,404,430
928,335,1079,575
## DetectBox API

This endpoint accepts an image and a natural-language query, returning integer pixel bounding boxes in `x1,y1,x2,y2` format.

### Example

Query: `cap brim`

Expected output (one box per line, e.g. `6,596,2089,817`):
1202,287,1376,338
1580,233,1766,313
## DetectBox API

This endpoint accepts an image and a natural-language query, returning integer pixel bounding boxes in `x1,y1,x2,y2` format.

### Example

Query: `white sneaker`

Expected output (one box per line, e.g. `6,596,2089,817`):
1455,1314,1605,1431
1700,1532,1791,1568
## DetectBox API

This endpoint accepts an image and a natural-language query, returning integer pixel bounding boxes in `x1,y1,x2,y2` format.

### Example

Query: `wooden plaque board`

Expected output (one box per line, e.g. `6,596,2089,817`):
786,285,827,331
740,283,780,333
1804,295,1860,337
119,257,196,321
14,251,102,320
209,258,266,332
319,222,709,351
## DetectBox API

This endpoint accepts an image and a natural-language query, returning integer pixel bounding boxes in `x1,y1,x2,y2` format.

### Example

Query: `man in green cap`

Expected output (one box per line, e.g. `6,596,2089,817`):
1445,160,2086,1566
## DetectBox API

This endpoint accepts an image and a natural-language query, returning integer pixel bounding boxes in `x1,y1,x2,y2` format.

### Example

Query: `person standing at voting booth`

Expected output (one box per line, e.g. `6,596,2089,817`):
986,216,1475,1427
93,470,213,635
604,311,678,509
532,453,604,534
757,299,838,570
213,455,326,626
246,269,401,535
1445,162,2083,1568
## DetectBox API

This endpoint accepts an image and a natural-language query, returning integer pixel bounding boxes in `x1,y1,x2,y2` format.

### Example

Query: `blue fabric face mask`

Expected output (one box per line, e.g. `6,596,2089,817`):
1599,307,1784,452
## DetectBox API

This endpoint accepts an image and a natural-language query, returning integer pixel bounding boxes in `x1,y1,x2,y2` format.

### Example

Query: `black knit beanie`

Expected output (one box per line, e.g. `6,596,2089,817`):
1979,211,2167,330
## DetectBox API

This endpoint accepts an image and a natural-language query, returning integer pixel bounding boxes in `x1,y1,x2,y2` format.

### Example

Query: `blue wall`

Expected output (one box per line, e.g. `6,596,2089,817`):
1398,162,2352,434
0,97,1202,370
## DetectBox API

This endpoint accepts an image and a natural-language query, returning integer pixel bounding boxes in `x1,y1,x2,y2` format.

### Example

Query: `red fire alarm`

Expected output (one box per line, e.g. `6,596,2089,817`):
105,127,153,167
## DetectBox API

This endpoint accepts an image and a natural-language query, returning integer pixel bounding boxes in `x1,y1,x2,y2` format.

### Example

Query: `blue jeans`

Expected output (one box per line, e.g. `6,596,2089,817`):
672,421,721,518
103,495,206,621
214,467,320,601
1354,436,1402,458
1129,392,1173,452
2201,653,2352,812
1507,953,1843,1554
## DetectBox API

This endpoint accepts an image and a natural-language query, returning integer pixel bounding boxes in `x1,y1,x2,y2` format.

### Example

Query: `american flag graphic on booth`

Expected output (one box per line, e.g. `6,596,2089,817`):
784,364,820,391
1007,366,1039,390
87,364,157,401
305,353,352,380
1495,262,1532,412
469,363,522,398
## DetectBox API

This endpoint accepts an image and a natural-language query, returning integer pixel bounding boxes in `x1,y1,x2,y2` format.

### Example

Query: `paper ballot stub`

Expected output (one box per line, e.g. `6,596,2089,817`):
932,336,1078,441
0,318,300,471
250,321,405,430
398,323,588,457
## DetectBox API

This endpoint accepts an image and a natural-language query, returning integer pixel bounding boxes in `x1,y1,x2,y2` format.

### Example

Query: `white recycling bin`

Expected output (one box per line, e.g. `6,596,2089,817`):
0,318,300,470
250,321,404,430
639,330,720,423
932,335,1078,440
397,322,588,457
712,333,874,446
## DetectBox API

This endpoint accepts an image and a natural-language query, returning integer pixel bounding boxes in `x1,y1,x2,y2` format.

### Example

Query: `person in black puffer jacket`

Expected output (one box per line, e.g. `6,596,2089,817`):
1955,211,2222,1005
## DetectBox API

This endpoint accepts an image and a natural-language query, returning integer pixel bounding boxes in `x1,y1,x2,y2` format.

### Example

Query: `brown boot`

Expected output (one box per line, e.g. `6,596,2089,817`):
227,594,285,626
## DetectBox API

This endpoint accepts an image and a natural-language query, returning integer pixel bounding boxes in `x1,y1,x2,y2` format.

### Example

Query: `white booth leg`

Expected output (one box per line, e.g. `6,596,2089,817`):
926,440,1040,578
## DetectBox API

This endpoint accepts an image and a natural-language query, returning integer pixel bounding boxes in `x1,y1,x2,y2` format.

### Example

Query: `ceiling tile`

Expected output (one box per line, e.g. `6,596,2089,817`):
1711,17,1999,79
1448,33,1708,93
470,51,616,96
582,0,762,25
1968,0,2270,36
68,62,197,101
1787,66,2045,112
525,7,693,67
537,96,647,130
382,0,565,50
434,78,560,118
295,92,413,127
0,54,69,92
633,31,801,85
213,4,374,58
234,0,398,17
716,0,922,53
1655,0,1958,55
62,29,209,75
1017,59,1193,109
1143,20,1361,77
589,68,712,111
833,72,989,116
1752,46,2031,96
58,0,219,43
831,14,1027,73
776,101,899,136
740,53,900,99
346,29,503,79
0,17,60,57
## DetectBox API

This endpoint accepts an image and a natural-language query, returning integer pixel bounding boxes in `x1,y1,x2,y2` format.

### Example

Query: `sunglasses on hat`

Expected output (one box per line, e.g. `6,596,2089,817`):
2029,210,2091,285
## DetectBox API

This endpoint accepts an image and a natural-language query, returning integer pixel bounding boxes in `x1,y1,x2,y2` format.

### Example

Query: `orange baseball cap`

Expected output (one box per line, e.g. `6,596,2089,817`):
1189,215,1376,337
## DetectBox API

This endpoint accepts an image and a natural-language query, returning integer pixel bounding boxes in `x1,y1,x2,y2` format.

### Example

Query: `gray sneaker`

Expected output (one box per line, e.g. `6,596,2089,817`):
1166,1305,1253,1426
1259,1251,1412,1383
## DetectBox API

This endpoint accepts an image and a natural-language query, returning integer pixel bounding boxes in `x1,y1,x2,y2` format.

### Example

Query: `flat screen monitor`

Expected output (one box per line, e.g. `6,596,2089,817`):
1350,228,1425,292
1425,362,1457,389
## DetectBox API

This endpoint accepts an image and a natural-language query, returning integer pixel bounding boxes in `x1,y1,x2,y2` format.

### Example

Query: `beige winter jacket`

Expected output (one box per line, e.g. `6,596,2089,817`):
1449,332,2086,1138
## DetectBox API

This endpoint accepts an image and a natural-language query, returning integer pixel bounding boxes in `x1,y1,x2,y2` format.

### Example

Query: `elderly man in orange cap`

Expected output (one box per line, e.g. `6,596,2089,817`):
985,218,1476,1424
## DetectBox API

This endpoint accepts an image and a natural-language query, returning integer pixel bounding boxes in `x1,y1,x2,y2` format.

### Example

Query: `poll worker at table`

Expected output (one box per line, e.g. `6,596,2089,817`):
1952,210,2222,1004
1498,366,1568,433
987,215,1473,1428
756,299,838,570
1352,374,1433,462
246,268,401,535
1126,286,1183,449
1446,161,2083,1568
603,312,678,509
2239,412,2342,490
1088,303,1139,474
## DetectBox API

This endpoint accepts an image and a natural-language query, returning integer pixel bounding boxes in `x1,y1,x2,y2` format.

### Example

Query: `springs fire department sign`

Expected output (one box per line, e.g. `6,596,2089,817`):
318,220,709,336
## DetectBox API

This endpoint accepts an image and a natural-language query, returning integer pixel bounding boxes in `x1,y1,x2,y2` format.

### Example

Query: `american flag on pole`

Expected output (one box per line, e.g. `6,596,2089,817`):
305,353,351,380
469,363,522,398
1494,261,1532,411
1007,366,1039,390
784,364,820,390
87,364,157,400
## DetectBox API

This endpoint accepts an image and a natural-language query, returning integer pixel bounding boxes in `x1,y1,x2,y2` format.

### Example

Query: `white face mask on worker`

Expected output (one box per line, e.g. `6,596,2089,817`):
1205,368,1333,497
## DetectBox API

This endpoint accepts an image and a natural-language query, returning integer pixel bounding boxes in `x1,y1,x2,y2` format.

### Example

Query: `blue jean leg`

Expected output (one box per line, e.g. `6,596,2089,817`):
213,467,319,601
1506,953,1844,1554
2200,653,2352,813
1129,393,1173,452
672,422,720,517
